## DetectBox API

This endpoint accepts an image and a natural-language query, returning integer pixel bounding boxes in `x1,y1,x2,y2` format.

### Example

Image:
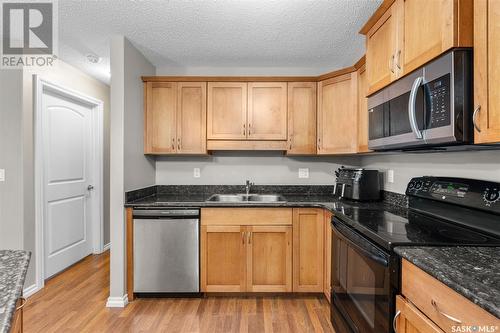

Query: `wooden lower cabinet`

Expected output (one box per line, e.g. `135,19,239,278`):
395,296,444,333
323,210,333,302
292,208,324,292
200,208,293,293
247,226,292,292
200,225,246,292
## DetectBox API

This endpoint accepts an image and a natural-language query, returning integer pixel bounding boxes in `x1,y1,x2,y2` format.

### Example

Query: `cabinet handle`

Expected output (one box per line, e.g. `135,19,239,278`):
390,54,395,73
396,50,401,70
289,135,293,150
473,106,481,133
318,137,321,150
243,124,246,135
242,232,245,244
16,297,27,311
247,232,251,244
248,124,251,136
393,310,401,333
177,138,181,150
431,299,462,324
171,138,175,150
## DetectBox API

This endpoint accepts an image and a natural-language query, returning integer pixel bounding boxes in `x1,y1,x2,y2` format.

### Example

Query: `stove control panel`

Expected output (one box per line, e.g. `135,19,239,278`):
407,177,500,213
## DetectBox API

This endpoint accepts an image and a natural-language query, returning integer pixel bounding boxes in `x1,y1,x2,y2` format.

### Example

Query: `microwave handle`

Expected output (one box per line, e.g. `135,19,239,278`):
408,76,424,139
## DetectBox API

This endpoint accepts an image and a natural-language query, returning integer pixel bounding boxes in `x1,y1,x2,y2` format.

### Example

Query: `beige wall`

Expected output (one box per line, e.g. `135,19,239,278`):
20,60,110,288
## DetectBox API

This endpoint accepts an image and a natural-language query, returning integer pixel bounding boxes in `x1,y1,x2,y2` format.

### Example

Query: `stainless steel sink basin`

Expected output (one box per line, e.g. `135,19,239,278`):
206,194,286,203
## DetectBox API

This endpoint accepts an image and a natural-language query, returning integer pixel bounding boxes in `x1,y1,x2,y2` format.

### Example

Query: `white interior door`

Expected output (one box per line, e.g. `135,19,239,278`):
42,90,94,278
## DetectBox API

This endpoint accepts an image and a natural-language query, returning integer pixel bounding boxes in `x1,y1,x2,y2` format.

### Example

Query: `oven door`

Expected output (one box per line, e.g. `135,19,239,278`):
331,218,393,333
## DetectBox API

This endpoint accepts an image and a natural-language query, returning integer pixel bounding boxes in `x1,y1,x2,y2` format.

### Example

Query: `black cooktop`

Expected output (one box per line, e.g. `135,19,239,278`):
332,205,500,250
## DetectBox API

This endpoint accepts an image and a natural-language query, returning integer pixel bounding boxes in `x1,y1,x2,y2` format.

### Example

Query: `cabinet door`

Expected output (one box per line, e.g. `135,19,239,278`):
144,82,177,153
287,82,317,155
176,82,207,154
207,82,247,140
366,3,398,95
474,0,500,143
395,296,444,333
317,73,358,154
201,225,246,292
247,82,288,140
402,0,473,75
323,211,332,302
292,208,324,292
247,226,292,292
357,64,370,153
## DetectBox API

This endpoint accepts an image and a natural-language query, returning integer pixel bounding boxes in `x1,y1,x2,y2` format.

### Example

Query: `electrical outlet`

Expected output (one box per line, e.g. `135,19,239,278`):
298,168,309,179
0,169,4,182
387,169,394,183
193,168,201,178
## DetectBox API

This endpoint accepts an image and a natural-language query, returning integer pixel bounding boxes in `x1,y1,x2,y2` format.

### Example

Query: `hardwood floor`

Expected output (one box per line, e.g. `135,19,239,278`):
24,251,334,332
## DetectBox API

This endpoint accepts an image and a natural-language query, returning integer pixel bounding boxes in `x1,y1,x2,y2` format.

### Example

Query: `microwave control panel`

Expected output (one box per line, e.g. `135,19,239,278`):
425,74,451,129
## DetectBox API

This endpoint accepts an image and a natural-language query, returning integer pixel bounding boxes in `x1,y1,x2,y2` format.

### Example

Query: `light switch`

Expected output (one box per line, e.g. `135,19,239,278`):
298,168,309,179
0,169,4,182
193,168,201,178
387,169,394,183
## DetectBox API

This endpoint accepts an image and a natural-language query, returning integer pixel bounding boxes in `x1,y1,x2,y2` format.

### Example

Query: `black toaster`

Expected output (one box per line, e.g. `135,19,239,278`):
333,166,381,201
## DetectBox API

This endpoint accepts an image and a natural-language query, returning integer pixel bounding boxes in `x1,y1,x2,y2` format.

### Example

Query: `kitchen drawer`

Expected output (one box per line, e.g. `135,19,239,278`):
401,259,499,332
201,208,292,226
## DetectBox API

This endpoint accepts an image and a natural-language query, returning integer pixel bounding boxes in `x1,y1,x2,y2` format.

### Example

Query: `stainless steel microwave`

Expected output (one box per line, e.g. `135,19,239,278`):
367,49,473,151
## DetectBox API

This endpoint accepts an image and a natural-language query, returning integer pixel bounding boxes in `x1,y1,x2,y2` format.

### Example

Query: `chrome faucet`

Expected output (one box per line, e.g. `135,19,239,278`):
245,180,254,196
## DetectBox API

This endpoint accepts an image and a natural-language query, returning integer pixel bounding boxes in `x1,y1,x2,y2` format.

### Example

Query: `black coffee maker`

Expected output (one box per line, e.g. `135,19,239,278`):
333,166,380,201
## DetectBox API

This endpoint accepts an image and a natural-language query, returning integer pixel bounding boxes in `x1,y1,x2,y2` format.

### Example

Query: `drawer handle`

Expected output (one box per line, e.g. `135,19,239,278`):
431,299,462,324
16,297,27,311
393,310,401,333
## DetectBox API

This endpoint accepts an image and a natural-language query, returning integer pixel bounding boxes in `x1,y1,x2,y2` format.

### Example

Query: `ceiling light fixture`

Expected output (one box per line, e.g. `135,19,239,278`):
86,53,102,64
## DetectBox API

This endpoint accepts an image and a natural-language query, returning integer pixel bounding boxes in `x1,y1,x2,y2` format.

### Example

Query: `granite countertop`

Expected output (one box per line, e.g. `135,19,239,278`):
395,246,500,318
0,250,30,333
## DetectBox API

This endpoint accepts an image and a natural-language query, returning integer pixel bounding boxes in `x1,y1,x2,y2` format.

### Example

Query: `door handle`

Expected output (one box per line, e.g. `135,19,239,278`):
473,106,481,133
87,185,94,191
408,76,424,139
431,299,462,324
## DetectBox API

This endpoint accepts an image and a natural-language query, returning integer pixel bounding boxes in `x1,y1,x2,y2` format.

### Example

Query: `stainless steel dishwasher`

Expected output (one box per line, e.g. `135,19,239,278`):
133,208,200,293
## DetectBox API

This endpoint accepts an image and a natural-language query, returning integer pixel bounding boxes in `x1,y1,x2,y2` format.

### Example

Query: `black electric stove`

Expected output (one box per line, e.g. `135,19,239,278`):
330,176,500,333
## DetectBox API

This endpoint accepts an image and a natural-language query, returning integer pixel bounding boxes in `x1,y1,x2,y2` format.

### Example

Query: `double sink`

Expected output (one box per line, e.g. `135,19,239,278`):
206,193,286,203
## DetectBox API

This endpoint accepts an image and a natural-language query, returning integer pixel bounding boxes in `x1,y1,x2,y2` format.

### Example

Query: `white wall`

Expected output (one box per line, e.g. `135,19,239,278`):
361,151,500,193
109,36,155,306
0,70,24,250
156,152,360,185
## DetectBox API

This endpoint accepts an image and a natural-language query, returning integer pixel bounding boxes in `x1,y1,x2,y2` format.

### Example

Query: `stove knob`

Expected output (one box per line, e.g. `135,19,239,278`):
483,188,500,204
408,181,415,189
415,181,423,190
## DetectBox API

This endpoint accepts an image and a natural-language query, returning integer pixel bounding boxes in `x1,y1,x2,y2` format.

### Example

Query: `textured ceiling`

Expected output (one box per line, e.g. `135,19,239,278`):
58,0,382,84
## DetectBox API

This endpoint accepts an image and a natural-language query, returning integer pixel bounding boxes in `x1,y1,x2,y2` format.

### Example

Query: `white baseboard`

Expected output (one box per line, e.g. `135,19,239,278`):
23,283,41,298
103,242,110,252
106,294,129,308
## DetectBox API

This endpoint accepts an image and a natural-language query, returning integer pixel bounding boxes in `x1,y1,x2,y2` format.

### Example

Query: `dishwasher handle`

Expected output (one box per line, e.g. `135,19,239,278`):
133,208,200,218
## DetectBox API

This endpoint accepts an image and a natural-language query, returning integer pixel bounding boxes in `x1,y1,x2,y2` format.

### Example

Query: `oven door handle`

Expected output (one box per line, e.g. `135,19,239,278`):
332,218,390,267
408,76,424,139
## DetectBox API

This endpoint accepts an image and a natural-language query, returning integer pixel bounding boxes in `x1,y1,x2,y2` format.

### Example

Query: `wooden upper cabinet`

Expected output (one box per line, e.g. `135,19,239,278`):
144,81,207,154
365,2,399,95
287,82,317,155
144,82,177,154
395,296,444,333
357,64,370,153
401,0,473,75
246,225,292,292
474,0,500,144
317,72,358,154
362,0,472,95
207,82,247,140
247,82,288,140
201,225,246,292
176,82,207,154
292,208,324,292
